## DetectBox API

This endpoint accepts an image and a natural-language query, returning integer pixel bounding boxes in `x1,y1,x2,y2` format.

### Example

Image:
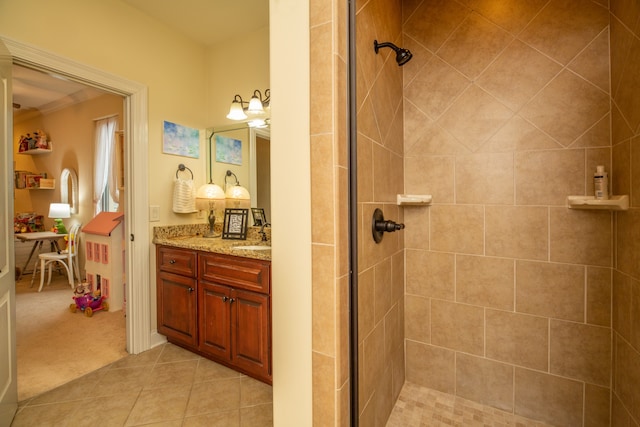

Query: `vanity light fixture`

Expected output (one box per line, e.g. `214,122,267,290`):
373,40,413,66
226,89,271,121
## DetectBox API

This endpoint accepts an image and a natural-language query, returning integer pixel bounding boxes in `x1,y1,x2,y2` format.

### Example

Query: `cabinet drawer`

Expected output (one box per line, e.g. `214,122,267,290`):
200,253,270,294
157,246,197,278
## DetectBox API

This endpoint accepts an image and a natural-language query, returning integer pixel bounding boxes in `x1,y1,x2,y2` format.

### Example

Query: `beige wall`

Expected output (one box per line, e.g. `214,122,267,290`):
610,2,640,426
13,94,124,231
401,1,613,425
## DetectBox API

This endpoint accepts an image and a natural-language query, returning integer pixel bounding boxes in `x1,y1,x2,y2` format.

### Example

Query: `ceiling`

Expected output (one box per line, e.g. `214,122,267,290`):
12,1,269,113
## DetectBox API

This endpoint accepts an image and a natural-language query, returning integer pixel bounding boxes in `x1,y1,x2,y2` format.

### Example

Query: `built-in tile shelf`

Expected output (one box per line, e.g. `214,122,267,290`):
397,194,432,206
566,195,629,211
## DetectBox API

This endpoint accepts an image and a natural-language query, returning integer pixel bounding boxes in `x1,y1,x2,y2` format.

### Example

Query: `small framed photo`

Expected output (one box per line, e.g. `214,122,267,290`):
222,208,249,240
251,208,267,226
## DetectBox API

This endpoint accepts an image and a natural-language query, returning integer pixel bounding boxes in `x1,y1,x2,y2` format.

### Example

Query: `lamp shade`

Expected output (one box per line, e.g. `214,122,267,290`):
225,184,250,200
226,101,248,120
247,96,264,114
48,203,71,219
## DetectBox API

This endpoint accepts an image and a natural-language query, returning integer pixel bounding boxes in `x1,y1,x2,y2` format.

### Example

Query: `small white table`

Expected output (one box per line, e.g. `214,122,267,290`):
15,232,67,280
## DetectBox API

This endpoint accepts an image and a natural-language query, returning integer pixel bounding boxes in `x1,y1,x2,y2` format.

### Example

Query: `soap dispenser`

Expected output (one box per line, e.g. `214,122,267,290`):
594,165,609,200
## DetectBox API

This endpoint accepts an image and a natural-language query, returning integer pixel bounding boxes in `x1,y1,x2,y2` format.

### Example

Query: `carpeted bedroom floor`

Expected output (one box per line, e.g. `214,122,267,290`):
15,273,127,402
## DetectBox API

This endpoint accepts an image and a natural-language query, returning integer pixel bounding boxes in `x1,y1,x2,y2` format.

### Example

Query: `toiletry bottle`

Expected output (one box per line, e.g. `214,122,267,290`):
594,165,609,200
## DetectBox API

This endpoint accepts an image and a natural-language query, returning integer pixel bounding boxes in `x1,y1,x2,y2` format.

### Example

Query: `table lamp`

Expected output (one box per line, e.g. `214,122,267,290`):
196,183,225,238
49,203,71,234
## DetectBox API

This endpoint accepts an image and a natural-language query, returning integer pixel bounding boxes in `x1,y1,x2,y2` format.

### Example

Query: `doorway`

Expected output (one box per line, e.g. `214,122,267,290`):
4,35,153,401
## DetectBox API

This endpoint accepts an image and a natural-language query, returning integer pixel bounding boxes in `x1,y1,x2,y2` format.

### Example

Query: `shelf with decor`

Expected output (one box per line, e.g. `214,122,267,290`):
18,147,52,155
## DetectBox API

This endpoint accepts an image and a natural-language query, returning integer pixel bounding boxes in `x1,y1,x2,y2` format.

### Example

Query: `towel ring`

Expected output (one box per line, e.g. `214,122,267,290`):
176,164,194,179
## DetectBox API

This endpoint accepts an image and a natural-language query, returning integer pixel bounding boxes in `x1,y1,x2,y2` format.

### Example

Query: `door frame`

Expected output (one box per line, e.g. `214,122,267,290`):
2,35,152,354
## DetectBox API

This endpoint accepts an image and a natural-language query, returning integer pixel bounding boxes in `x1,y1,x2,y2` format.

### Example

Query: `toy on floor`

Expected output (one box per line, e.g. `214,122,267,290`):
69,284,109,317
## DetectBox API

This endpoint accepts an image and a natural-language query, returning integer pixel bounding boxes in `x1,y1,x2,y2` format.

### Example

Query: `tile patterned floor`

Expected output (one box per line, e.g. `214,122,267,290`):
386,383,553,427
11,343,273,427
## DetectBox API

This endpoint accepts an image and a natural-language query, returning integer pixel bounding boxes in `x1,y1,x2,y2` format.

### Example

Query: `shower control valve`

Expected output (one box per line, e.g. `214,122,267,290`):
372,208,405,244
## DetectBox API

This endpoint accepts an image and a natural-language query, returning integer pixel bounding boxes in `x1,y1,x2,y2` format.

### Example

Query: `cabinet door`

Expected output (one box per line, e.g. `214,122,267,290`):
157,271,197,347
199,281,231,360
231,288,271,380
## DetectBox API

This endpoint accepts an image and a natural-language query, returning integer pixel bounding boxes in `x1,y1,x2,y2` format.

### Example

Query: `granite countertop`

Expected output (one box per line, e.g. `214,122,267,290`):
153,224,271,261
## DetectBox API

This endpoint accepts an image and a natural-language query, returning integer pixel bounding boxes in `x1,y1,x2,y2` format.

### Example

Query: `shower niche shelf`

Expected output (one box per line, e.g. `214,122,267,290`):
397,194,432,206
566,195,629,211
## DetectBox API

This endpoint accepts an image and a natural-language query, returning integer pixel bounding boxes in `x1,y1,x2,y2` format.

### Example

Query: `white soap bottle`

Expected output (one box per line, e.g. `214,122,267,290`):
594,165,609,200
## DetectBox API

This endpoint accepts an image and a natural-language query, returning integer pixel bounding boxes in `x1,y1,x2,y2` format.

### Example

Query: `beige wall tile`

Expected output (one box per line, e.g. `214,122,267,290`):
312,351,336,427
515,368,584,426
455,153,514,205
485,309,548,371
374,258,392,324
405,341,455,393
550,320,611,386
516,261,585,322
632,276,640,352
613,269,633,342
550,208,612,267
405,155,454,203
406,250,455,300
405,294,430,344
585,384,612,427
587,266,611,327
310,22,333,135
617,210,640,280
631,136,640,208
471,0,547,34
518,0,609,66
361,322,385,408
403,1,469,56
431,300,484,355
456,255,514,310
358,267,375,343
455,353,514,412
430,205,484,255
437,13,513,80
614,336,640,422
515,149,585,205
403,207,430,250
477,39,561,111
313,244,336,356
568,28,611,93
311,134,336,245
485,205,548,261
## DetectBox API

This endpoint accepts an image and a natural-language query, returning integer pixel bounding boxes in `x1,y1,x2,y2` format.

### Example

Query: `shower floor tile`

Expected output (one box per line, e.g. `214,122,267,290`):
387,383,553,427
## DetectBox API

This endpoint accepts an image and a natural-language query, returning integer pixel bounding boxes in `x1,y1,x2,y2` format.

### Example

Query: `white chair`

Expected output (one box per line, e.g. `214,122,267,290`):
31,223,82,292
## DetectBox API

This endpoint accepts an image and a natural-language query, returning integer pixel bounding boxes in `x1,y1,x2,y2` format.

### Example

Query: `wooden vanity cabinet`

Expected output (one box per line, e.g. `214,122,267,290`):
155,245,272,384
156,246,197,347
199,253,271,382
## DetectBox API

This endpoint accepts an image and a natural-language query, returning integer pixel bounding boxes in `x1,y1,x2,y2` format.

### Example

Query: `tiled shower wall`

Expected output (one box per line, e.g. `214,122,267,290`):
610,2,640,426
402,1,613,426
355,0,406,425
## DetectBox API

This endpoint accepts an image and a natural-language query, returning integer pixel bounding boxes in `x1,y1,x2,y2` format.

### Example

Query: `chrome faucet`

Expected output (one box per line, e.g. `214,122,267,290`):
259,222,271,242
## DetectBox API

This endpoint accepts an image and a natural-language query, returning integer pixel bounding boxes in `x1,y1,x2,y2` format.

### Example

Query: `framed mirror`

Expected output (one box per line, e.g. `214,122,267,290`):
207,125,271,222
60,168,78,214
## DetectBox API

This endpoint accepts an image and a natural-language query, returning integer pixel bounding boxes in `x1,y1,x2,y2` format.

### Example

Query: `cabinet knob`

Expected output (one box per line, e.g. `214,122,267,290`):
169,259,176,264
222,296,228,302
188,287,194,293
229,298,235,304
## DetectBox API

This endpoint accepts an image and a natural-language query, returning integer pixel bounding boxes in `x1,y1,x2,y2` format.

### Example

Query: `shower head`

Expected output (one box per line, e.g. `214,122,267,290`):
374,40,413,66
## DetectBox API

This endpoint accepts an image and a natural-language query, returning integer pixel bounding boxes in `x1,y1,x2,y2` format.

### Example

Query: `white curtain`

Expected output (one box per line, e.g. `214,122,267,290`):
93,116,118,214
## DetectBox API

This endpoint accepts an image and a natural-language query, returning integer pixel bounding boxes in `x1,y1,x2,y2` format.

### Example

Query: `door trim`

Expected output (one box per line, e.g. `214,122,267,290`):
2,35,152,354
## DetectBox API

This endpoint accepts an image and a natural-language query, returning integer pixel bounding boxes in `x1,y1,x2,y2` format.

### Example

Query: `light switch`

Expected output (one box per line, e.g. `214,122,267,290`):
150,205,160,222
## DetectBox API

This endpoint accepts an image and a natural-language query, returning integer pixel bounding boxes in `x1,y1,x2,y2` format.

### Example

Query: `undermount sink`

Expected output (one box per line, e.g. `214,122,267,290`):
232,245,271,251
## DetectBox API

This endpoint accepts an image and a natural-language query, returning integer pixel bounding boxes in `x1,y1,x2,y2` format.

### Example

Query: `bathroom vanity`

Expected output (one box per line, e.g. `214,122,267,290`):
154,225,272,384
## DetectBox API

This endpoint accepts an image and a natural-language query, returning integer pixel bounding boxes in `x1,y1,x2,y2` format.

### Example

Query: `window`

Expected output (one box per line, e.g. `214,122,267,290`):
93,116,119,214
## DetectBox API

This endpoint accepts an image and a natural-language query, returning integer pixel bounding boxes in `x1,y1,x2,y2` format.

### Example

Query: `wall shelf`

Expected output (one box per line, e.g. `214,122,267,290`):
566,195,629,211
397,194,432,206
18,148,52,155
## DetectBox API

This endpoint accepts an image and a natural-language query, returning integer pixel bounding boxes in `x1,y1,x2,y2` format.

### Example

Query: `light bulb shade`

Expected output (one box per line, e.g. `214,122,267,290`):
196,183,225,200
48,203,71,219
247,96,264,114
225,184,250,200
226,101,248,120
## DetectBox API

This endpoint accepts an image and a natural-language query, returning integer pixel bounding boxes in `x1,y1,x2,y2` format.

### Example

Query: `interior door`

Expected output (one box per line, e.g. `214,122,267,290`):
0,38,18,425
